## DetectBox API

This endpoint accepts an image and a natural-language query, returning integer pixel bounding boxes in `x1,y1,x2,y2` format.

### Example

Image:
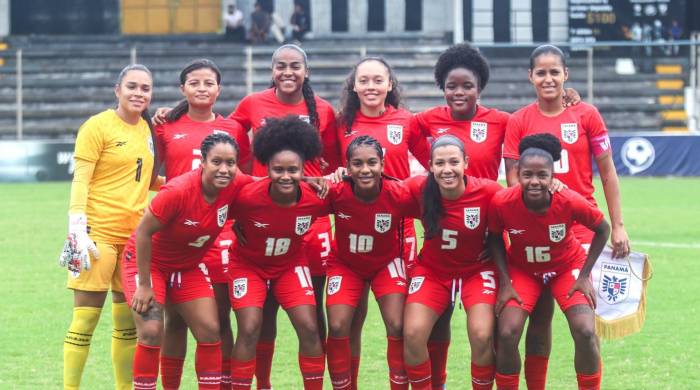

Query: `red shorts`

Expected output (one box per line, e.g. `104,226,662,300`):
201,227,236,284
228,263,316,310
326,258,407,307
505,262,589,313
406,264,498,315
303,216,335,277
121,247,214,306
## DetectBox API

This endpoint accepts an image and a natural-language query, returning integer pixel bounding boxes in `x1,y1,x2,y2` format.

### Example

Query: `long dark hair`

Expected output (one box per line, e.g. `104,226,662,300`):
270,44,320,129
338,56,402,134
422,135,467,239
166,59,222,123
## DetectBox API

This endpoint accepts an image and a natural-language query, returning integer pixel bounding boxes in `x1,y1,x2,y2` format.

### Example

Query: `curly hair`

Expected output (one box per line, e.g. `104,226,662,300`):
433,43,490,92
338,57,403,134
253,115,322,165
518,133,562,167
167,59,222,123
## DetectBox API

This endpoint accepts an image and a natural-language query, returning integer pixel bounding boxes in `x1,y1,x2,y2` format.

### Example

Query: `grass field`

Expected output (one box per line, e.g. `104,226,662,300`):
2,177,700,389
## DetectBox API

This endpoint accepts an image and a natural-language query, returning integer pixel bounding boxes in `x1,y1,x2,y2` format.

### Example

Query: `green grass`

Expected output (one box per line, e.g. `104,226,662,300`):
1,178,699,389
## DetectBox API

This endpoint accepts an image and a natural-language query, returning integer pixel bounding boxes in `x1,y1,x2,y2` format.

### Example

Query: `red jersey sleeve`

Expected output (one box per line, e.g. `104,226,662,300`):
401,175,426,219
568,190,604,231
583,105,611,158
229,120,251,171
228,95,253,130
154,123,167,161
411,111,431,138
503,112,525,160
320,107,342,172
149,185,181,225
487,193,505,234
407,120,431,169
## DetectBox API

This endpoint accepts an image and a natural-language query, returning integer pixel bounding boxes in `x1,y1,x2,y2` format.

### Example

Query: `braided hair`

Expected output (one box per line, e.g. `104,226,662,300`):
200,132,240,161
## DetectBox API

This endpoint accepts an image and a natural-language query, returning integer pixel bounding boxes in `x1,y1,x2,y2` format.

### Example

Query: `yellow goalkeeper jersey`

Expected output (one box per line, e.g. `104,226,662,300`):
73,109,154,243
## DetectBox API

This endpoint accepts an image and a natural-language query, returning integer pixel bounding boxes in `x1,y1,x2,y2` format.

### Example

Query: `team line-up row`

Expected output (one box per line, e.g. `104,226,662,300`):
59,43,630,390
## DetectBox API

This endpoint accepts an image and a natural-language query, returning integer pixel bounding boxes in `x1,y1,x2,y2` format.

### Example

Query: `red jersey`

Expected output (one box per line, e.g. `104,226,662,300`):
504,102,610,205
229,179,331,279
338,106,430,179
487,186,604,273
229,88,340,177
148,169,253,270
155,114,251,180
412,105,509,180
405,175,503,277
328,179,412,276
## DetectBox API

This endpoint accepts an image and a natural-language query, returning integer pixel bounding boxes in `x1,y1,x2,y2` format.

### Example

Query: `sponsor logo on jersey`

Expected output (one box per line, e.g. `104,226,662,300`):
173,133,188,140
482,289,495,295
344,130,359,138
464,207,480,230
253,220,269,228
295,215,312,235
387,124,404,145
560,123,579,144
408,276,425,294
470,122,488,143
233,278,247,299
337,212,351,220
548,223,566,242
217,205,228,228
298,115,310,123
508,228,525,235
374,213,392,233
436,127,450,134
116,141,128,147
327,275,342,295
598,262,630,304
184,219,200,226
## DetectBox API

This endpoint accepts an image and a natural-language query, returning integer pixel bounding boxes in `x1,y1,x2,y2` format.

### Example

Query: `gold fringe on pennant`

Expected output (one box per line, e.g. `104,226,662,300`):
595,254,653,340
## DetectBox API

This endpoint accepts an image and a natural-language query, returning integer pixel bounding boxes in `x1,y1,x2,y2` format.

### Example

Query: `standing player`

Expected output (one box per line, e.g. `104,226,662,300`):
503,44,630,389
229,45,339,388
154,59,250,389
325,136,411,390
59,64,157,390
489,134,610,390
124,133,252,389
228,116,330,390
402,135,502,390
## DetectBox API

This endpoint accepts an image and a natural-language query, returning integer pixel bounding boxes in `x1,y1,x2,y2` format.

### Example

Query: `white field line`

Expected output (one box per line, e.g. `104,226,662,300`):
632,241,700,249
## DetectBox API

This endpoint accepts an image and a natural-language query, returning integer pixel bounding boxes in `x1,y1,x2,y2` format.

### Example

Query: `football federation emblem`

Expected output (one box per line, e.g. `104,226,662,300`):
560,123,579,144
295,215,312,235
217,205,228,228
598,262,630,304
470,122,488,143
387,124,404,145
464,207,480,230
233,278,247,299
327,276,342,295
549,223,566,242
374,213,392,233
408,276,425,294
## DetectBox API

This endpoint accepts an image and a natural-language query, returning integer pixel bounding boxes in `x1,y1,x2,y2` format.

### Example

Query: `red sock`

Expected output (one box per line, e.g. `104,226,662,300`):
350,356,360,390
221,358,232,390
327,337,351,389
231,358,255,390
524,355,548,390
160,355,185,390
255,341,274,390
387,337,408,390
576,371,601,390
405,359,432,390
427,340,449,388
196,342,222,389
470,362,495,390
299,353,325,390
495,372,520,390
133,343,160,390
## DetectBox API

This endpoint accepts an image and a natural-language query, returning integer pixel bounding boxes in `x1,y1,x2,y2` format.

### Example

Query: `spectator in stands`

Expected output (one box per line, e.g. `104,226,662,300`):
224,4,245,42
669,20,683,55
290,3,311,42
250,2,271,44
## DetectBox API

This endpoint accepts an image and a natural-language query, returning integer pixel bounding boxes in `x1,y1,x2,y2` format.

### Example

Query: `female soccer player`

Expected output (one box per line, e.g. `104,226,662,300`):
59,64,157,390
325,135,411,389
489,133,610,390
154,59,250,389
402,135,503,390
124,133,251,390
227,116,330,390
229,45,339,388
503,44,630,389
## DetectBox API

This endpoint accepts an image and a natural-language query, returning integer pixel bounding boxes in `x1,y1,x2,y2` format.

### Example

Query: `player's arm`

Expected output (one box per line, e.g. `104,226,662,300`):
504,158,518,187
133,209,163,314
595,152,629,258
487,231,521,315
568,218,610,309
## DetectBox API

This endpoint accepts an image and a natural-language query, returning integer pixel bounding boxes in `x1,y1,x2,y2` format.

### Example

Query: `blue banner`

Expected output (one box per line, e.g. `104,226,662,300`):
609,134,700,176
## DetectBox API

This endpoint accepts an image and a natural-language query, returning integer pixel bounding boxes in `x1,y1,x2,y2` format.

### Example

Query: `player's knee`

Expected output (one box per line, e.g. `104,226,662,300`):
194,318,221,343
138,321,164,346
469,325,494,353
403,323,427,350
384,316,403,338
571,323,597,345
497,323,521,347
328,316,351,338
237,317,263,341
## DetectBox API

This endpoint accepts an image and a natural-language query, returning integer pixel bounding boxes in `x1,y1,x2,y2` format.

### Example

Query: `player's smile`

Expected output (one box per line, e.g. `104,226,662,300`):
444,67,479,120
430,144,468,196
529,53,568,103
354,59,392,114
272,48,307,98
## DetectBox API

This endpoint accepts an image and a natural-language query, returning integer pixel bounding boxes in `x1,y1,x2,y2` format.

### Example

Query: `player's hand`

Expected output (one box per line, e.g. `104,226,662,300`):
562,87,581,107
610,225,630,259
59,233,91,277
67,214,99,267
495,282,522,316
568,275,596,309
318,157,330,172
232,220,247,245
132,285,155,314
151,106,172,125
303,176,329,199
548,178,568,193
325,167,347,184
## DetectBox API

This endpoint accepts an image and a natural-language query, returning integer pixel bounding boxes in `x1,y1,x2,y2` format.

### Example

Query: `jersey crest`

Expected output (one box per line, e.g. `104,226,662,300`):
548,223,566,242
327,275,342,295
374,213,392,233
217,205,228,228
408,276,425,294
463,207,480,230
233,277,247,299
387,124,404,145
470,122,488,143
295,215,312,235
598,262,630,304
561,123,579,144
